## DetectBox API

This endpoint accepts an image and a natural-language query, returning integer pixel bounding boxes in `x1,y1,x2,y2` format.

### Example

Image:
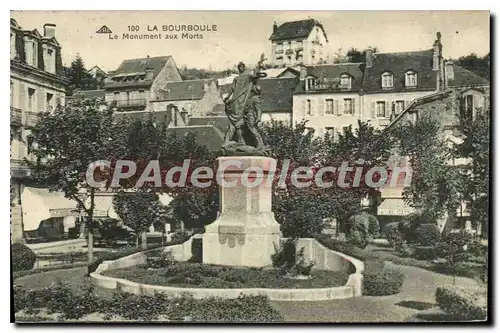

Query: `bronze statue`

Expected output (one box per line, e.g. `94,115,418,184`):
221,54,269,156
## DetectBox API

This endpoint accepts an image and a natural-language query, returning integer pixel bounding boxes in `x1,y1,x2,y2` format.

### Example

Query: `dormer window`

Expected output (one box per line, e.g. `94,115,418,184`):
306,77,316,90
381,72,393,88
405,70,417,87
340,74,352,90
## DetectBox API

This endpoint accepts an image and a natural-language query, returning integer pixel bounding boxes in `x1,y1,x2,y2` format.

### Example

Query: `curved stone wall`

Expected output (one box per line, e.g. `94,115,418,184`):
90,237,364,301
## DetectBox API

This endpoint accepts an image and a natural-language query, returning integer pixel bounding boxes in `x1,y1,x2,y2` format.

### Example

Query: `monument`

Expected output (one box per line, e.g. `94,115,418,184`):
203,54,282,267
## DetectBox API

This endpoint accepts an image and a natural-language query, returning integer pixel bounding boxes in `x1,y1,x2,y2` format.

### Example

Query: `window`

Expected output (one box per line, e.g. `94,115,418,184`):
376,101,386,117
405,70,417,87
28,88,36,112
46,93,54,111
27,136,34,155
342,126,349,134
297,41,303,49
344,98,354,114
139,90,145,102
113,92,119,101
31,40,38,67
394,100,405,115
10,81,14,106
463,94,474,120
340,74,352,90
381,72,394,88
325,127,335,137
325,99,334,115
306,99,312,115
307,78,315,90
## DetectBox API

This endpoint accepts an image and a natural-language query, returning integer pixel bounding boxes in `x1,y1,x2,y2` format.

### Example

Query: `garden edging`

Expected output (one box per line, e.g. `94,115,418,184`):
90,237,364,301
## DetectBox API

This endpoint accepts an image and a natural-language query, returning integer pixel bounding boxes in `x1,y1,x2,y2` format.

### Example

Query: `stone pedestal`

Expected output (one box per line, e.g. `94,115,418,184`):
203,156,281,267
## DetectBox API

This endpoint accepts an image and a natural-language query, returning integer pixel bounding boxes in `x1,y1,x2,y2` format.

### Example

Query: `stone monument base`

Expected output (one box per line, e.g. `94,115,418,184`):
202,156,281,267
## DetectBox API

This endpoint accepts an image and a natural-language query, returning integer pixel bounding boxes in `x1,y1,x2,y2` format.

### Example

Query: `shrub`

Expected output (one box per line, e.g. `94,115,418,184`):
348,212,380,238
188,237,203,263
12,243,37,271
362,261,405,296
271,238,296,268
414,224,441,246
435,287,487,321
413,246,438,260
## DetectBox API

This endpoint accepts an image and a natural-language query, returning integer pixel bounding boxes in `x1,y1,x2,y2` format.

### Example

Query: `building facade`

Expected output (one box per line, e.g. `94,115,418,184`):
269,19,329,67
104,55,182,112
10,18,69,243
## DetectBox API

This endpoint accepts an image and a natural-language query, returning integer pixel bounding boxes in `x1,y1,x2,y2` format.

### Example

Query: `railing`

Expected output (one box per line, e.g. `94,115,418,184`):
275,49,284,54
10,107,22,124
115,99,147,108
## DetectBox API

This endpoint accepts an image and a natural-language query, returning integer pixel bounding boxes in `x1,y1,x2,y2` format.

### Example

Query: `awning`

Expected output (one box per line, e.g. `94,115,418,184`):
84,194,119,219
378,198,415,216
21,187,78,231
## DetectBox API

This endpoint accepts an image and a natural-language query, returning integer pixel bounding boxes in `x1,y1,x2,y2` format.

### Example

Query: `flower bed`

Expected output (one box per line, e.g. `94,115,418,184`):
101,262,349,289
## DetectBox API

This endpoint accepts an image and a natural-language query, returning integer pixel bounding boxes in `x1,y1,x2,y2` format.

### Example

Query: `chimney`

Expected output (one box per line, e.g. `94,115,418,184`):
433,32,442,71
145,68,154,80
273,21,278,33
445,61,454,83
43,23,56,38
365,49,373,68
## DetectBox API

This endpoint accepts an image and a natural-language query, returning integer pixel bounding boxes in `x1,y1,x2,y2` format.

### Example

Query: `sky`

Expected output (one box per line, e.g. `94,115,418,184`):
11,10,490,71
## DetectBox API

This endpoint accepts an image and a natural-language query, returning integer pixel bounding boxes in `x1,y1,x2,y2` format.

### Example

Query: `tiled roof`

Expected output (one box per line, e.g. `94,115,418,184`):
363,50,437,93
165,125,224,151
259,78,299,112
113,110,171,128
447,64,490,87
269,19,326,42
188,116,228,133
295,63,365,93
158,79,210,101
112,56,171,80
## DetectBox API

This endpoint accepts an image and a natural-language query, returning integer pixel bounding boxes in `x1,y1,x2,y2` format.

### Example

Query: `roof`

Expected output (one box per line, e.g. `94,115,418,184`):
113,110,172,128
363,50,437,93
210,104,226,115
269,19,327,42
264,67,300,78
71,89,106,100
158,79,211,101
447,64,490,87
259,78,299,112
386,90,454,130
111,56,171,80
165,125,224,151
295,63,365,93
188,116,228,133
219,77,298,112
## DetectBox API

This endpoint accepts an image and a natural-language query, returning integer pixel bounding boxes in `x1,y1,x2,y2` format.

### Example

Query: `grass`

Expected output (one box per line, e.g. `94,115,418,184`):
102,262,350,289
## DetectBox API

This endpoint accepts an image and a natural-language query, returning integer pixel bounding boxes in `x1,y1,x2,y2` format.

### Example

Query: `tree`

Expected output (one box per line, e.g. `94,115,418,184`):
454,107,490,237
64,54,102,94
25,98,130,263
453,53,490,81
333,46,378,64
113,191,167,249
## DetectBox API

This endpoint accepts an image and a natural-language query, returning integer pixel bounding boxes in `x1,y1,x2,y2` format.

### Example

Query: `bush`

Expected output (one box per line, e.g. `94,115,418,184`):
348,212,380,238
271,238,296,268
12,243,37,271
362,261,405,296
413,224,441,246
412,246,437,260
435,287,487,321
188,237,203,263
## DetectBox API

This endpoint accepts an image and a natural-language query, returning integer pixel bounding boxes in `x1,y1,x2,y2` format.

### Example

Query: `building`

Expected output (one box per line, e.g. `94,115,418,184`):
377,66,489,236
291,32,489,137
104,55,182,112
10,18,70,243
269,19,329,67
88,65,107,79
149,79,223,119
292,63,365,137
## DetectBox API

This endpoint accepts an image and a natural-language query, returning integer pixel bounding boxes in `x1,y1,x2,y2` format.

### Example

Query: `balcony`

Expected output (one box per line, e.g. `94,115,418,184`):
115,99,147,111
10,158,31,179
25,111,42,127
275,49,284,54
10,107,22,125
295,46,304,51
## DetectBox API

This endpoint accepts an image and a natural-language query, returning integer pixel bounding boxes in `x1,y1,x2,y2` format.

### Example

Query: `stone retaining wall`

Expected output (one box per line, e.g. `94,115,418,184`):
90,237,364,301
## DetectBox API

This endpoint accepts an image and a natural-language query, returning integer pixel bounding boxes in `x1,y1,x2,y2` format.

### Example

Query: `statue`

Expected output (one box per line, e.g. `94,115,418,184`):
221,54,269,156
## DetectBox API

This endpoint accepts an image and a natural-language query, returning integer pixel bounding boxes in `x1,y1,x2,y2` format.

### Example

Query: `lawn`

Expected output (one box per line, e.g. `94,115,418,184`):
101,262,350,289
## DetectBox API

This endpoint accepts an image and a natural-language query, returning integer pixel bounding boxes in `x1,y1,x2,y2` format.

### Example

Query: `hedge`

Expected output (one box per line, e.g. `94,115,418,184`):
13,262,88,280
12,243,37,272
413,224,441,246
362,261,405,296
14,282,284,322
435,287,487,321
